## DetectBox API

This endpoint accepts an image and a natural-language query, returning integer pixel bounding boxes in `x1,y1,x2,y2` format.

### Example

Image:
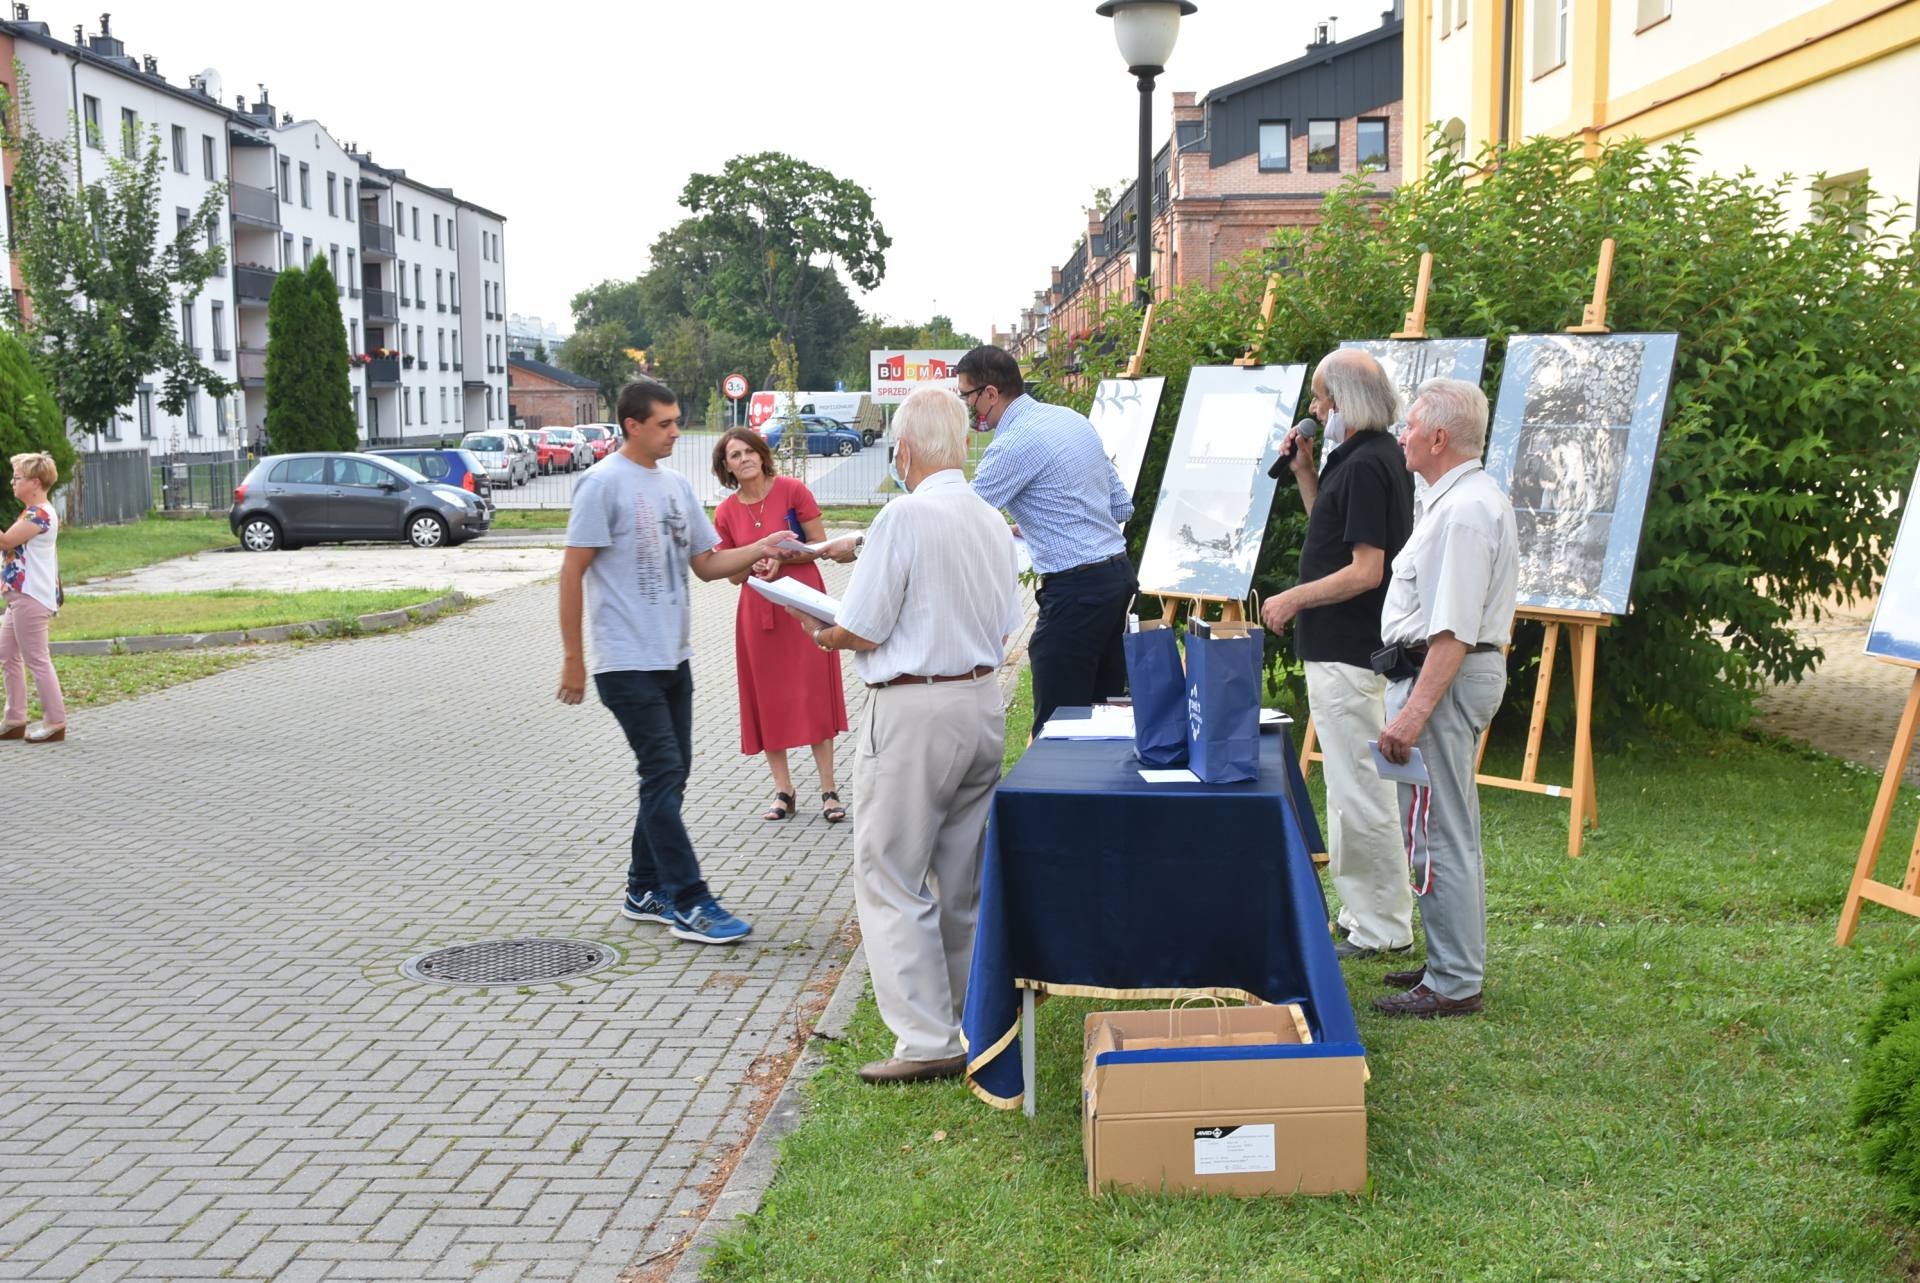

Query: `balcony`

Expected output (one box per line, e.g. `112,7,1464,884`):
363,287,398,323
230,182,279,229
212,346,232,362
238,347,266,388
436,302,446,313
349,286,361,299
359,217,395,258
366,356,401,386
451,304,460,315
235,264,278,304
439,360,450,371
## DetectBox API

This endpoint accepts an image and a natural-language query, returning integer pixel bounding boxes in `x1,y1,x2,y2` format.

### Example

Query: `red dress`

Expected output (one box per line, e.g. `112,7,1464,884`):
713,476,850,756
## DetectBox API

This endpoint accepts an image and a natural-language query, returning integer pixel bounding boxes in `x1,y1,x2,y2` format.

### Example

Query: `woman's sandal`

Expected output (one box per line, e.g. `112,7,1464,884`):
763,791,795,822
822,791,847,824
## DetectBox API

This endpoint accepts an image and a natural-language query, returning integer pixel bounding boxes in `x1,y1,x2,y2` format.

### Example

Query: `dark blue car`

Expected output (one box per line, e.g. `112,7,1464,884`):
367,448,495,514
765,416,863,458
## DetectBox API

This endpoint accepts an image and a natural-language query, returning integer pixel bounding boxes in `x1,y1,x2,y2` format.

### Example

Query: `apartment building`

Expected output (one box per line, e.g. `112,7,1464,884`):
0,11,510,456
1406,0,1920,238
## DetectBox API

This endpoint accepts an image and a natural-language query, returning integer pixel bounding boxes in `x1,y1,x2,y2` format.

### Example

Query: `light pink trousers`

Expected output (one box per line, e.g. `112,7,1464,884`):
1,591,66,726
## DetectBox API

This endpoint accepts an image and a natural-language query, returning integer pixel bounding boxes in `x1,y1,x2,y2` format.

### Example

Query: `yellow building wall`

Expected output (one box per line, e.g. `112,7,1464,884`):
1607,0,1817,99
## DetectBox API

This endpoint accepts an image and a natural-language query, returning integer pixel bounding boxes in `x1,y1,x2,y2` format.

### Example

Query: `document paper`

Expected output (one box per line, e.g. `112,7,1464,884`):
745,576,842,625
1367,741,1430,785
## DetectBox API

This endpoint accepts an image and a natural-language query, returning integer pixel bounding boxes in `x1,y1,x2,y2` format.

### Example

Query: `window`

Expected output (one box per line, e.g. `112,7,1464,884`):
1532,0,1570,76
435,269,444,308
137,387,154,439
211,302,226,356
1257,121,1290,171
120,108,138,159
395,199,404,229
185,391,200,437
279,156,291,203
433,213,441,246
329,243,340,280
399,260,409,304
331,458,395,488
327,172,337,216
202,133,216,179
1815,171,1871,242
216,396,231,437
412,207,420,240
419,387,428,423
451,272,459,311
1636,0,1670,28
417,325,424,359
179,301,196,351
345,179,353,212
400,325,408,357
302,237,313,268
1458,0,1469,27
271,457,326,484
298,162,311,208
176,205,191,236
281,231,293,268
1440,0,1451,32
207,213,223,273
348,248,357,287
350,318,359,352
170,125,187,171
1307,120,1339,172
104,407,121,442
437,329,446,363
353,389,361,429
404,391,412,425
440,387,448,421
414,264,423,305
83,95,101,148
1357,118,1389,171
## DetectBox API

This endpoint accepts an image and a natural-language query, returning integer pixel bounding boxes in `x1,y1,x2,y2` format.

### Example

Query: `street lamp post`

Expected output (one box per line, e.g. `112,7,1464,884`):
1096,0,1196,309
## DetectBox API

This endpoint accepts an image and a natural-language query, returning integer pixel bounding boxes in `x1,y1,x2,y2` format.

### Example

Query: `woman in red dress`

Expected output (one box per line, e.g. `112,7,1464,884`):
711,429,855,822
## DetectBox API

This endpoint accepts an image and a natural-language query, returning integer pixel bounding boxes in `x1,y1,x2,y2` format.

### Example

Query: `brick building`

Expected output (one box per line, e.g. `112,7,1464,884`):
507,356,600,431
1000,9,1404,366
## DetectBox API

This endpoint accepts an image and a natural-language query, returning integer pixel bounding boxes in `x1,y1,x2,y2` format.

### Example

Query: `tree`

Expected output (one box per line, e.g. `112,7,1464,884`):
302,255,357,451
0,326,72,525
557,323,641,417
1033,133,1920,731
0,73,230,448
571,277,654,350
532,341,549,363
265,263,321,452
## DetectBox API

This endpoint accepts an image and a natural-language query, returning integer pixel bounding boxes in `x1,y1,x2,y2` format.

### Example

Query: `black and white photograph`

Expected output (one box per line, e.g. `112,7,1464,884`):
1339,337,1488,435
1088,377,1167,498
1867,460,1920,665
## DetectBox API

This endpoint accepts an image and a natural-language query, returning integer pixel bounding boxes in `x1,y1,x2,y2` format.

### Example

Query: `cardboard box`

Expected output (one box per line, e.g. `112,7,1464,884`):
1082,1004,1367,1197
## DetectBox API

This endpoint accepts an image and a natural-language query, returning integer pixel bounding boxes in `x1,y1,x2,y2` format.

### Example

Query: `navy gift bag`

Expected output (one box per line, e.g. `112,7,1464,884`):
1123,619,1188,767
1185,620,1262,783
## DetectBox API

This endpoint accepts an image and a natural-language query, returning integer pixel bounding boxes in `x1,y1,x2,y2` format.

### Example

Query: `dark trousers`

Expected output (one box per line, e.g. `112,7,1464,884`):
1030,555,1136,731
595,664,710,912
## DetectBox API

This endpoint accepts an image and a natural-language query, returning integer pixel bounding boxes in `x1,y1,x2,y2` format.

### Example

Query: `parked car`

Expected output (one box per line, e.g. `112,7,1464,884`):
539,427,594,472
765,415,863,458
462,433,519,487
366,448,495,513
502,430,539,485
576,424,619,460
230,453,491,551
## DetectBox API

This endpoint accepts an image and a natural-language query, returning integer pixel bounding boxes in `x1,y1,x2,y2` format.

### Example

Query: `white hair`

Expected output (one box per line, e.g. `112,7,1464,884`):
1411,377,1490,458
893,385,969,470
1317,348,1402,433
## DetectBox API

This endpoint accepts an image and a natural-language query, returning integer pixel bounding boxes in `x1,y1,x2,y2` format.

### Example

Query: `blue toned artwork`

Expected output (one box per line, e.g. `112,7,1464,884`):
1338,337,1488,437
1867,461,1920,665
1138,364,1307,601
1088,376,1166,499
1484,333,1679,616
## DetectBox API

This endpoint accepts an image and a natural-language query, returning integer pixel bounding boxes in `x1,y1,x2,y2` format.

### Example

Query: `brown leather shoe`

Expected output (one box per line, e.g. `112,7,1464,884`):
1372,984,1482,1017
24,724,63,743
1383,965,1426,989
857,1054,966,1085
0,722,24,740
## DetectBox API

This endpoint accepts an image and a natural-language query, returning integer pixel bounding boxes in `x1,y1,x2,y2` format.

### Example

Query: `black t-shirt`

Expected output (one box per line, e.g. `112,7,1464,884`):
1293,429,1415,667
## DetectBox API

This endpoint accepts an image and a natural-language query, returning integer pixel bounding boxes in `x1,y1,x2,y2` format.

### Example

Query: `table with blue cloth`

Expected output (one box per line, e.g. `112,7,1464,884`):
961,716,1359,1114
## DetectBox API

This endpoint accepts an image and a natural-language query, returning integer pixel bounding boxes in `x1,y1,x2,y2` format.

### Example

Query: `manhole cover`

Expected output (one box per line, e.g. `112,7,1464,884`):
401,937,617,987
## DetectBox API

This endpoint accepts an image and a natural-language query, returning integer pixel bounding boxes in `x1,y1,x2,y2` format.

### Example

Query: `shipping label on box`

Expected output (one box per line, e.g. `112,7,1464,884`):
1192,1123,1275,1175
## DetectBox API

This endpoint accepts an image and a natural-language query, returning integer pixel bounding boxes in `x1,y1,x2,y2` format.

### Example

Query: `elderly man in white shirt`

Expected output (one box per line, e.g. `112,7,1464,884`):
1373,377,1519,1018
788,385,1022,1083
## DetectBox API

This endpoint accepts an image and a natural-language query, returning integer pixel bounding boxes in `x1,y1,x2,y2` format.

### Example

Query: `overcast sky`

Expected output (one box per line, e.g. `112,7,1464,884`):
86,0,1397,338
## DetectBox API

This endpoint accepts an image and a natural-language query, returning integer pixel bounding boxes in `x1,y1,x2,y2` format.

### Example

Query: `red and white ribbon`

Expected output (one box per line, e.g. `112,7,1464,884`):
1405,784,1434,896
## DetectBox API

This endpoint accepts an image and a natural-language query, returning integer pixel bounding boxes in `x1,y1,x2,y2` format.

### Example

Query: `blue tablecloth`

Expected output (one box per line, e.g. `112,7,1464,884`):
960,723,1356,1109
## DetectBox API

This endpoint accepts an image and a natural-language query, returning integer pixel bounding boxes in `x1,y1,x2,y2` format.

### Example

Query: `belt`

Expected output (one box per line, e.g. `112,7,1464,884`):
1406,642,1504,659
1039,551,1128,585
868,664,995,689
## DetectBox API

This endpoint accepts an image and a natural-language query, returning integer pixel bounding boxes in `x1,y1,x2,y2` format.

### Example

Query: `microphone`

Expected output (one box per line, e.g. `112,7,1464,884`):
1269,418,1319,483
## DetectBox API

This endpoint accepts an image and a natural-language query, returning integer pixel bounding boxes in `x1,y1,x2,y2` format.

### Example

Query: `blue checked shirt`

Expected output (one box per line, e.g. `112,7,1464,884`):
970,394,1133,576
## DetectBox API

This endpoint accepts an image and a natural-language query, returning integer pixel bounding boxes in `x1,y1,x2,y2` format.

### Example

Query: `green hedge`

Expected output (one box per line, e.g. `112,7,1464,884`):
1854,959,1920,1218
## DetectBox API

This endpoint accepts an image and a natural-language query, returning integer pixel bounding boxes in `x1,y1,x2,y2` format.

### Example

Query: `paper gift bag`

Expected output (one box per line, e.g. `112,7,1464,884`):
1185,620,1262,783
1123,619,1188,767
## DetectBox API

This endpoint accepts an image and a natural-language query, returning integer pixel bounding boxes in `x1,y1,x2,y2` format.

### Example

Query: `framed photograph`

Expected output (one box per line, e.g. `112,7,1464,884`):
1484,333,1679,615
1088,377,1166,498
1338,337,1488,437
1137,364,1306,600
1867,461,1920,665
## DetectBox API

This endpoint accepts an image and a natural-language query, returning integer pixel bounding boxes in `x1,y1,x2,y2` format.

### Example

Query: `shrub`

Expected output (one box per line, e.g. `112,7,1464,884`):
1863,955,1920,1048
1032,134,1920,731
1854,977,1920,1218
0,324,72,525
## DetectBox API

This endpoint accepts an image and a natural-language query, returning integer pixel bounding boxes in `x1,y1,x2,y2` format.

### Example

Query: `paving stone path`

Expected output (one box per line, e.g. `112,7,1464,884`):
1755,596,1920,787
0,564,1033,1282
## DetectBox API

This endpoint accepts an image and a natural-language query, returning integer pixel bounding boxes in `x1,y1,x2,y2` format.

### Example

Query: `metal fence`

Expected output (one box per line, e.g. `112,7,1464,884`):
63,450,154,526
152,453,250,511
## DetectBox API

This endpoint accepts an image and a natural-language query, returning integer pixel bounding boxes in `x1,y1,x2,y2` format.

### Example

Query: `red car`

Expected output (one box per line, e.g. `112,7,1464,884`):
537,428,591,473
577,424,619,460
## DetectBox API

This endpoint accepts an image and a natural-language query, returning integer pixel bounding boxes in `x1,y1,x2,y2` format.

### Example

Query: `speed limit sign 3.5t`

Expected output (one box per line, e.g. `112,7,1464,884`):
722,373,748,400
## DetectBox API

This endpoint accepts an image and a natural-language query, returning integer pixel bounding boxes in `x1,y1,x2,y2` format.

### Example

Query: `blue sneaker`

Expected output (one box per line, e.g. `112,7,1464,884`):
621,889,674,924
670,897,752,945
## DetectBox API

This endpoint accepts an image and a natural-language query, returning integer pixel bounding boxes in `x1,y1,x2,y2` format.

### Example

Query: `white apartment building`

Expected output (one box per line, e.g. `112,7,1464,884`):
1,11,510,458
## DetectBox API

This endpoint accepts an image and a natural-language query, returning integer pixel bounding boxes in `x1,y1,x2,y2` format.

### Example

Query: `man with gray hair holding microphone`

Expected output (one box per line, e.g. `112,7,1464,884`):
1261,349,1416,961
787,385,1023,1083
1372,377,1518,1017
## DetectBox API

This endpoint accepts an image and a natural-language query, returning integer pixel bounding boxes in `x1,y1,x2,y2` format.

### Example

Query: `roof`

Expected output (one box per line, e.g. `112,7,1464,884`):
1202,18,1404,105
508,356,599,390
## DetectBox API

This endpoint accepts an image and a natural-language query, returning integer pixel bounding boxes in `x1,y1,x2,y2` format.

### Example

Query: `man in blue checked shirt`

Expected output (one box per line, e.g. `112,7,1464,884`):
958,345,1136,731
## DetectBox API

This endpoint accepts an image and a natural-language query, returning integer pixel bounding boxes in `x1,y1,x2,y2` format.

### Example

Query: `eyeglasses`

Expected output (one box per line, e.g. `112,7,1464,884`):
957,386,987,404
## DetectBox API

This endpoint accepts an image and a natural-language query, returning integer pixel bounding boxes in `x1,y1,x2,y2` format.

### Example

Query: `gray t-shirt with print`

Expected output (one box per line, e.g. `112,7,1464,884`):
566,455,718,673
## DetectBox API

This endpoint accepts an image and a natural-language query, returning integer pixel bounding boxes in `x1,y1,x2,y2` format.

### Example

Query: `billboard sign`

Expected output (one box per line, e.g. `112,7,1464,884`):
868,349,968,403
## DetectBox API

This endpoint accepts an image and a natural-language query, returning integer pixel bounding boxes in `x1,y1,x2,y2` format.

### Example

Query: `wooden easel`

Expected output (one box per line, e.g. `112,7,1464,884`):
1837,662,1920,944
1124,302,1157,379
1232,275,1281,367
1154,593,1248,627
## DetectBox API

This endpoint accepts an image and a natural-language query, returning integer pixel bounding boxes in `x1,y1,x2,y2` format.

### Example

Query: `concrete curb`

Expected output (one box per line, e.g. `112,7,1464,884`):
665,943,871,1283
48,592,467,656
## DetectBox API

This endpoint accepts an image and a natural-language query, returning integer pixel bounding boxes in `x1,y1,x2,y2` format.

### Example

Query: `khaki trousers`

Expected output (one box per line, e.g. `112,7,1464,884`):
853,673,1005,1061
1305,659,1413,950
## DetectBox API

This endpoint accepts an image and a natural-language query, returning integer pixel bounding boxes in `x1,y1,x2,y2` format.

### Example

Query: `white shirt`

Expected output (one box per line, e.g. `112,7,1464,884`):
2,501,59,613
836,469,1023,685
1380,460,1519,649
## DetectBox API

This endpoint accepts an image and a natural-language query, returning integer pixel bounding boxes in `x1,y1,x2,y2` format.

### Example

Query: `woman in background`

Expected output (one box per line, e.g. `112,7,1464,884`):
0,452,66,743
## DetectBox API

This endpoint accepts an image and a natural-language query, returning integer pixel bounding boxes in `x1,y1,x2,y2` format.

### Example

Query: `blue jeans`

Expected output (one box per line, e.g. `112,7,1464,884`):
1031,554,1135,731
595,665,710,912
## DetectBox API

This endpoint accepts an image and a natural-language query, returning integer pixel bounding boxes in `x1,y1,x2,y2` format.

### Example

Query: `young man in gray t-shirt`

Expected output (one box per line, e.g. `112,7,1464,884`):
558,377,793,944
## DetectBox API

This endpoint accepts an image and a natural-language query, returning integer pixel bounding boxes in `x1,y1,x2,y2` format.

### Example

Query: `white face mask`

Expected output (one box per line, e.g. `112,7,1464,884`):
1323,409,1347,450
889,442,912,491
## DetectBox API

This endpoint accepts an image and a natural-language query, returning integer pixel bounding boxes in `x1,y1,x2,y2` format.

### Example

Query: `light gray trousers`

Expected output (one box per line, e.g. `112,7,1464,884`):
852,675,1005,1061
1386,650,1507,999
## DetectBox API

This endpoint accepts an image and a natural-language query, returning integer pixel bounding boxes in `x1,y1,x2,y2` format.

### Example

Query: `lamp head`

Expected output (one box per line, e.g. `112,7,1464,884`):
1094,0,1196,73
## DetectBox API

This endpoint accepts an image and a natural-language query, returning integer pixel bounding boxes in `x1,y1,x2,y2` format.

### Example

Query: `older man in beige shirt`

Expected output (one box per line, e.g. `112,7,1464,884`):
789,385,1023,1083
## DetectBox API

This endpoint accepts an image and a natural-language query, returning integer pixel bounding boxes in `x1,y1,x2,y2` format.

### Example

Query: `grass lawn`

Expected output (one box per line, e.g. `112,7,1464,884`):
49,588,452,641
488,506,883,530
706,679,1920,1282
59,514,234,583
21,651,258,721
